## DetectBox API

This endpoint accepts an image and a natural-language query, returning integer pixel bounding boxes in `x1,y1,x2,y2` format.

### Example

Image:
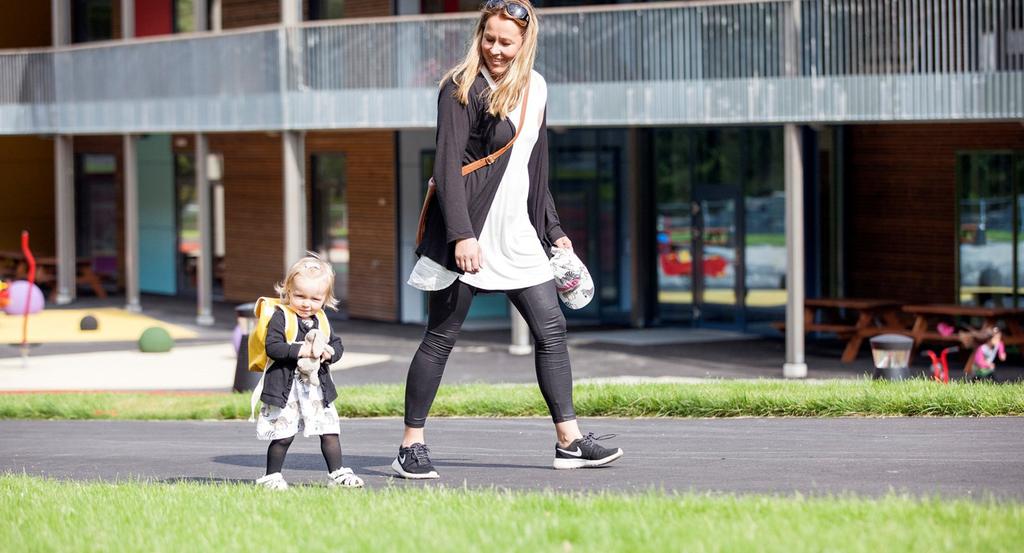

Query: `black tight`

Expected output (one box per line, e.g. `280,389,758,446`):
265,433,343,475
404,279,576,428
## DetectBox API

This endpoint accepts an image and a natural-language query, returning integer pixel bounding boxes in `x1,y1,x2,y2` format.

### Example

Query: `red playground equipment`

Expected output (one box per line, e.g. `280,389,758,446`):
922,346,959,383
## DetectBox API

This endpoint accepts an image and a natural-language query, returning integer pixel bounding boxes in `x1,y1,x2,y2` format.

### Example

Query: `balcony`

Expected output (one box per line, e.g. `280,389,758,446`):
1,0,1022,135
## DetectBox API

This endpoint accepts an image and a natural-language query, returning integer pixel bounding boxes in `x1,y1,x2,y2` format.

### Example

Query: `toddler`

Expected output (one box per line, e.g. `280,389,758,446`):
254,254,364,490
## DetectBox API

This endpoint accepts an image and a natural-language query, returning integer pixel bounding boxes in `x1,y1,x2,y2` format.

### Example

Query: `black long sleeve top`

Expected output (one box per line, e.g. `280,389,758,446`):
260,309,344,409
415,72,566,273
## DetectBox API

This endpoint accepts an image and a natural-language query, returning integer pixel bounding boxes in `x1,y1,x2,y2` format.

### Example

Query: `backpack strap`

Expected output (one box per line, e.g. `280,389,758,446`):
248,301,300,422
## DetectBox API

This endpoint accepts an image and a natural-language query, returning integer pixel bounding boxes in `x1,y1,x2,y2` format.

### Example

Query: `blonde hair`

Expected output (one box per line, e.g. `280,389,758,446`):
441,0,539,119
275,252,339,311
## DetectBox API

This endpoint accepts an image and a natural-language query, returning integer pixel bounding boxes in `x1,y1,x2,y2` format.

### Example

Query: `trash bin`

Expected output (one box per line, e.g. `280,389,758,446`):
232,302,262,393
869,333,914,381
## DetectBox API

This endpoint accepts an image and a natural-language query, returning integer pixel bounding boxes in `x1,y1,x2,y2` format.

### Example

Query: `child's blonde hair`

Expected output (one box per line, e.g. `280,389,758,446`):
275,252,339,311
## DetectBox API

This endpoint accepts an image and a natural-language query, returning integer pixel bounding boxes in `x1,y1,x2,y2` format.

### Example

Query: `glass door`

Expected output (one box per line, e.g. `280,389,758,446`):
174,152,225,298
692,184,744,326
550,147,622,321
311,153,349,311
75,154,118,287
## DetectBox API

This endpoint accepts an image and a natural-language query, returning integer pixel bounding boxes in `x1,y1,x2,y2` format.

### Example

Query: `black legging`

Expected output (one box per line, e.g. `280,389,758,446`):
404,279,576,428
266,433,343,475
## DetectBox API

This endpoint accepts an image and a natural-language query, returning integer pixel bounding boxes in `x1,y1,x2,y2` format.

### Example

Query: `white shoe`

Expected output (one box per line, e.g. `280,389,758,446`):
255,472,289,490
328,467,365,488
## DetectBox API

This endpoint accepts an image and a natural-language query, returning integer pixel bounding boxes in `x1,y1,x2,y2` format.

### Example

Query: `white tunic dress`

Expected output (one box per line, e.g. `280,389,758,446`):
408,70,553,292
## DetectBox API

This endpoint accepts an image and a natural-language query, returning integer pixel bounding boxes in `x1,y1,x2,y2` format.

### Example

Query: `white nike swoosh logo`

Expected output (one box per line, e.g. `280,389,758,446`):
557,447,582,457
398,454,406,464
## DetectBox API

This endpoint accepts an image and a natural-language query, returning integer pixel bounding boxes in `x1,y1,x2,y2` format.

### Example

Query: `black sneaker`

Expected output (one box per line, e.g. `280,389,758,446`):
553,432,624,470
391,443,440,479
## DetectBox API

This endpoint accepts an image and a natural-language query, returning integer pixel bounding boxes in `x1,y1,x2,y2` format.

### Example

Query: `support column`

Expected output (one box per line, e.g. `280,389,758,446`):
123,135,141,312
280,0,301,25
509,303,532,355
195,133,215,326
193,0,208,32
783,124,807,379
54,136,75,305
120,1,140,312
782,0,806,378
51,0,70,45
52,0,75,304
120,0,134,37
281,0,305,272
282,131,306,271
210,0,222,31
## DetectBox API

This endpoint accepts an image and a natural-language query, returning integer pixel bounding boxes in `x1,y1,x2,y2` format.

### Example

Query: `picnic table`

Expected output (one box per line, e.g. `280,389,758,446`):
0,251,107,300
774,298,906,363
902,304,1024,372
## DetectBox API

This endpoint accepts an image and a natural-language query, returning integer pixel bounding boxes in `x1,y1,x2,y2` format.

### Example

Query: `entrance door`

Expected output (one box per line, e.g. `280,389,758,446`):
311,153,349,311
691,184,745,326
550,147,622,321
75,154,118,286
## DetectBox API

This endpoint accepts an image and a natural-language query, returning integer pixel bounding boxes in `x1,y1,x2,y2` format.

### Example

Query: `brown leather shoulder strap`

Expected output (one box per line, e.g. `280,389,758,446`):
460,78,531,176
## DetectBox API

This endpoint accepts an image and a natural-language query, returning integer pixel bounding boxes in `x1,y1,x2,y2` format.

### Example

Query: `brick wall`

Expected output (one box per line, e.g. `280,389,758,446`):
307,131,397,321
221,0,279,29
197,133,287,302
844,123,1024,304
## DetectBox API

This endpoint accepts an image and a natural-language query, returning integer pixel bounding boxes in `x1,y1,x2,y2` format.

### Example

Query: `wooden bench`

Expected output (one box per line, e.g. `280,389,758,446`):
775,298,907,363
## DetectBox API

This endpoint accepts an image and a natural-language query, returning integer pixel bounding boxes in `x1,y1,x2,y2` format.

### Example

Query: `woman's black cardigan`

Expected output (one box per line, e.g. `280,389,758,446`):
415,73,566,273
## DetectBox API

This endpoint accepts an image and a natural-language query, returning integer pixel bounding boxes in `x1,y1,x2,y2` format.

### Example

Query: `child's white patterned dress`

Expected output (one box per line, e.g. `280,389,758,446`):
256,371,341,440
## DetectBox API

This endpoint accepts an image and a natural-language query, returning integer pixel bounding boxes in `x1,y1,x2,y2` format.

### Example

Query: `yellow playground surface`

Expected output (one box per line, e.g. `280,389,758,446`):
0,308,198,344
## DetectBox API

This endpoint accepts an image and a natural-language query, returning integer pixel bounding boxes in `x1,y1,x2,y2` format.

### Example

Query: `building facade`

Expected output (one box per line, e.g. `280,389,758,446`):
1,0,1022,345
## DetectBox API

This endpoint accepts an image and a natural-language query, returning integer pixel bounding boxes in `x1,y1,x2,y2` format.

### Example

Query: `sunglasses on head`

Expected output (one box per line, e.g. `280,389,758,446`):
484,0,530,26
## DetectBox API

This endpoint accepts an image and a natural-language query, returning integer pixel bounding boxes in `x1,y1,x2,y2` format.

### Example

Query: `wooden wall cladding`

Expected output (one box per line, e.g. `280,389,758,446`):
0,137,55,254
220,0,280,29
220,0,392,30
307,131,397,322
844,123,1024,304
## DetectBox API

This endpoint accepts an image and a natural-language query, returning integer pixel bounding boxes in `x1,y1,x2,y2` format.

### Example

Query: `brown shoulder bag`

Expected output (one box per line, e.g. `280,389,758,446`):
416,80,531,246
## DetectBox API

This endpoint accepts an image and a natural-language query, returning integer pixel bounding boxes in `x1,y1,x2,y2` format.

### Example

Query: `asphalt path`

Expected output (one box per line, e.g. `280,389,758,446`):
2,418,1022,499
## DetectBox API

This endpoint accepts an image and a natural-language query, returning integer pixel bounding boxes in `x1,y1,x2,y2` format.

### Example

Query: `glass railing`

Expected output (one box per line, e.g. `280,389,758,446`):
2,0,1022,134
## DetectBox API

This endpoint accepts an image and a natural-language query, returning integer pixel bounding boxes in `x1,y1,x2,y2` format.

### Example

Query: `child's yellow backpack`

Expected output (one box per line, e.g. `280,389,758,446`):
246,297,331,372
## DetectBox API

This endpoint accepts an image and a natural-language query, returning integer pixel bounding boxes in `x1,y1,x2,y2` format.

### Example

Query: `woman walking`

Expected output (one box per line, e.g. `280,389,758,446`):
395,0,623,479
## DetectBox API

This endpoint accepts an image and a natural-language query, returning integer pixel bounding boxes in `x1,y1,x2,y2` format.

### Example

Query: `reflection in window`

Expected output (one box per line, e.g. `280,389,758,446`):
72,0,113,43
309,0,346,19
958,152,1021,308
173,0,194,33
312,154,348,310
174,153,225,298
653,128,784,324
75,154,118,287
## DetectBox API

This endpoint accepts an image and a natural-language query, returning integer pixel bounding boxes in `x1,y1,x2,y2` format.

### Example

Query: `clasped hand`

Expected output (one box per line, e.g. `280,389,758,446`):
456,236,573,274
298,342,334,362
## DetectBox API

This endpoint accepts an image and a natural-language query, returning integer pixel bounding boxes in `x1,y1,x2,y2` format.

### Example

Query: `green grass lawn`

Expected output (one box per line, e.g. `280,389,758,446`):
0,380,1021,420
1,475,1020,553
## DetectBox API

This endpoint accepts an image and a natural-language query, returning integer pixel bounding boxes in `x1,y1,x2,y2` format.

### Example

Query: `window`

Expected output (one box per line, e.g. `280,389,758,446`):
173,0,195,33
957,152,1024,308
311,154,348,309
72,0,113,43
309,0,346,20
